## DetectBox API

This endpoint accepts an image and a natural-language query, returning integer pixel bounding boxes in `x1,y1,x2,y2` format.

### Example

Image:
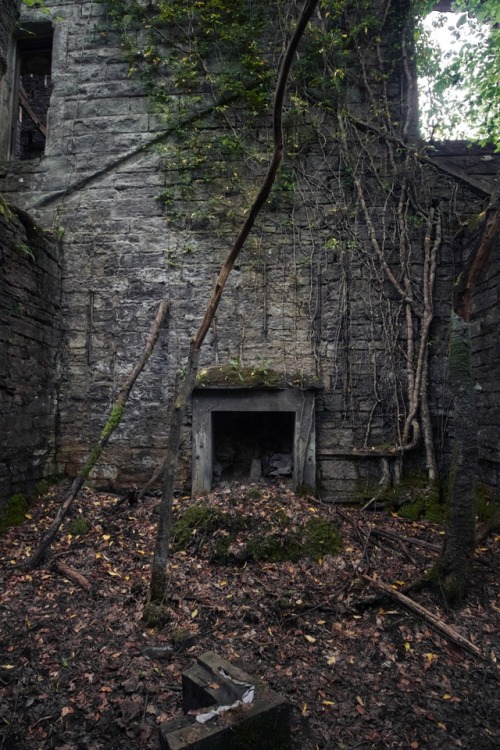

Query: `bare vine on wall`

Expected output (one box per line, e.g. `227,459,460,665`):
298,1,447,480
103,0,474,484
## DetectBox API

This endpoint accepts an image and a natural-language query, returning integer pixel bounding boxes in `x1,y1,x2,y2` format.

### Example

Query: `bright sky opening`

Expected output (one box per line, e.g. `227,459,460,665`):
419,11,489,140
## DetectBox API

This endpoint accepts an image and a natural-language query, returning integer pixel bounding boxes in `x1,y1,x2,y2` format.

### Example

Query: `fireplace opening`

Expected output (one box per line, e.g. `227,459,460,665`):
191,387,316,496
212,411,295,483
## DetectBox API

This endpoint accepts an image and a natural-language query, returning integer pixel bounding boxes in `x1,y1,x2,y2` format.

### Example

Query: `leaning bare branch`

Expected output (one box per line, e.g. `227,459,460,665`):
28,300,169,568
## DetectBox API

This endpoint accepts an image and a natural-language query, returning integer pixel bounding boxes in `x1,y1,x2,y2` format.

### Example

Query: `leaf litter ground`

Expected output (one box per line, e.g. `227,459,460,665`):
0,481,498,750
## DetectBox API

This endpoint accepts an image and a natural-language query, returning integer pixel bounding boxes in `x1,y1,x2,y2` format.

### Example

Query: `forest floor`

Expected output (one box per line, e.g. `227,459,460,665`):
0,481,499,750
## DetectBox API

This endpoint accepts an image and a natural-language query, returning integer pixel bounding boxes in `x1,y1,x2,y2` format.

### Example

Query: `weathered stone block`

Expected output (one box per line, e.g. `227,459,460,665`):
159,652,290,750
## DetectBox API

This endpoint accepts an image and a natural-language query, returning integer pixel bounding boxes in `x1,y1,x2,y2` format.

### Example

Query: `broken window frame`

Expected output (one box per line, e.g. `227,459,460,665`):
6,21,53,161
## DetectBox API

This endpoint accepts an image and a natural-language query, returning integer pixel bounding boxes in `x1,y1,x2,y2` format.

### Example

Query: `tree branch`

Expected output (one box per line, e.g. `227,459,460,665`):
361,574,483,658
28,300,169,568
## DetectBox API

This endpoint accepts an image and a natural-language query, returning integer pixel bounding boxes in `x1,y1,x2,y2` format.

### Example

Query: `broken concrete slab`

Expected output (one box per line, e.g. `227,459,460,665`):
159,652,291,750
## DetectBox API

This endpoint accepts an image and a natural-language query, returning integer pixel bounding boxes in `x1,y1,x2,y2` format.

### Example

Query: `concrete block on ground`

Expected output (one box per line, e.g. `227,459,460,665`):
159,652,290,750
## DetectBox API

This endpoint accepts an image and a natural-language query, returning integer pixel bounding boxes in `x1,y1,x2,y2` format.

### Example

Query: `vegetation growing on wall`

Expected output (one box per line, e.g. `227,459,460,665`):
417,0,500,146
97,0,497,607
103,0,453,482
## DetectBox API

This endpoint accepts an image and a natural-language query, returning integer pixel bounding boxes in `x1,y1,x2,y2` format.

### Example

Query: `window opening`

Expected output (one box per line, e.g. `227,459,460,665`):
417,8,494,142
13,27,53,160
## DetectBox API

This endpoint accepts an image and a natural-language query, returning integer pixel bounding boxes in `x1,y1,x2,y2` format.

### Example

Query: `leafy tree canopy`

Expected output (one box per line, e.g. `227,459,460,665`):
417,0,500,147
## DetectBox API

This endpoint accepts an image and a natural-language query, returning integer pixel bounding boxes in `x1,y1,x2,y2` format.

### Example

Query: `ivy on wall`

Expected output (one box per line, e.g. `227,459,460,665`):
102,0,402,226
101,0,486,481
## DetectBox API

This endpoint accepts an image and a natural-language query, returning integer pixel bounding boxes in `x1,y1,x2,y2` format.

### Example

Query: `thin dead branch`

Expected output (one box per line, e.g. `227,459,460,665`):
361,574,483,658
51,560,94,595
371,528,441,553
28,300,169,568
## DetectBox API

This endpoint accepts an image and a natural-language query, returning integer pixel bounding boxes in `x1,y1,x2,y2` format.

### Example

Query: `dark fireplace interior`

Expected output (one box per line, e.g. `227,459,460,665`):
212,411,295,482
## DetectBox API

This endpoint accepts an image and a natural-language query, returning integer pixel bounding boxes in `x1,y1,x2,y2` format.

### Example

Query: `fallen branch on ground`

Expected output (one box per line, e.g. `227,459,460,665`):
371,528,441,553
361,574,483,658
51,560,93,595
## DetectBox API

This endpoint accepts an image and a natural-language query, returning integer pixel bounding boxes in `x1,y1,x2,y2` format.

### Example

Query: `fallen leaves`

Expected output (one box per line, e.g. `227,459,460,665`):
0,481,498,750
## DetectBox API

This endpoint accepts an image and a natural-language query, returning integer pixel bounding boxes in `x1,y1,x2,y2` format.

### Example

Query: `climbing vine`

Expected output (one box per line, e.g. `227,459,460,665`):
102,0,484,483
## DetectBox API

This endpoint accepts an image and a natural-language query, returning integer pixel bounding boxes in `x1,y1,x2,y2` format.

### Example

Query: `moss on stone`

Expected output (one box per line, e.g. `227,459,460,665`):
246,488,262,500
172,505,225,549
397,484,444,523
172,502,342,563
142,601,171,629
68,516,90,536
195,363,321,390
101,403,125,438
0,493,29,535
245,517,342,563
360,473,445,523
196,364,284,388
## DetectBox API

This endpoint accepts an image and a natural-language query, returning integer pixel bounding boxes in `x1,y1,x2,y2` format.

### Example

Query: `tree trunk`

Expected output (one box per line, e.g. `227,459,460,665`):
148,350,199,604
28,300,169,568
433,312,478,605
434,176,499,605
146,0,320,609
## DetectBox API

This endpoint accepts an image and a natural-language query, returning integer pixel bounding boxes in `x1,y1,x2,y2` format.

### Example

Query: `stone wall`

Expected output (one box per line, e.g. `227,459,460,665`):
0,0,19,82
0,207,62,508
471,220,500,491
0,0,497,500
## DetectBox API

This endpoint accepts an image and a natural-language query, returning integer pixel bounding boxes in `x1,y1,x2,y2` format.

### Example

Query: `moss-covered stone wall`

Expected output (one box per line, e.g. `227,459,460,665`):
0,207,62,508
0,0,497,501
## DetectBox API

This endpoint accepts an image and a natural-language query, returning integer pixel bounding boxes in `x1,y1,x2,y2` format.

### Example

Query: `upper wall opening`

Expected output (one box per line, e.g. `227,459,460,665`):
417,4,497,144
14,22,53,160
0,21,53,161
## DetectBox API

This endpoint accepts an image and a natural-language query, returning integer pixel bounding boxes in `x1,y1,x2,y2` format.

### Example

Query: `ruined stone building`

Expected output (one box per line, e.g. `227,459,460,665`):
1,0,499,508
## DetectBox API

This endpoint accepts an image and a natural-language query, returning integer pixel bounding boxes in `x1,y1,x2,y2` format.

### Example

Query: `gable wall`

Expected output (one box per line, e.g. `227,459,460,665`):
0,0,497,500
0,209,62,507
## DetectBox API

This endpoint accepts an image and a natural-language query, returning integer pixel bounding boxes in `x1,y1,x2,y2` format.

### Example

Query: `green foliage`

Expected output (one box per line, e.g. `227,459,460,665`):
172,502,342,562
105,0,281,225
394,477,444,523
104,0,386,228
0,494,29,536
416,0,499,147
246,488,262,500
0,476,62,536
34,479,51,497
21,0,49,14
14,243,36,261
67,516,90,535
171,505,225,549
0,195,13,222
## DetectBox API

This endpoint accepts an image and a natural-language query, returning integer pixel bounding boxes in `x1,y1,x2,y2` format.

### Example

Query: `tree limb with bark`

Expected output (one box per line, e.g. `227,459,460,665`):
146,0,320,612
28,300,169,568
